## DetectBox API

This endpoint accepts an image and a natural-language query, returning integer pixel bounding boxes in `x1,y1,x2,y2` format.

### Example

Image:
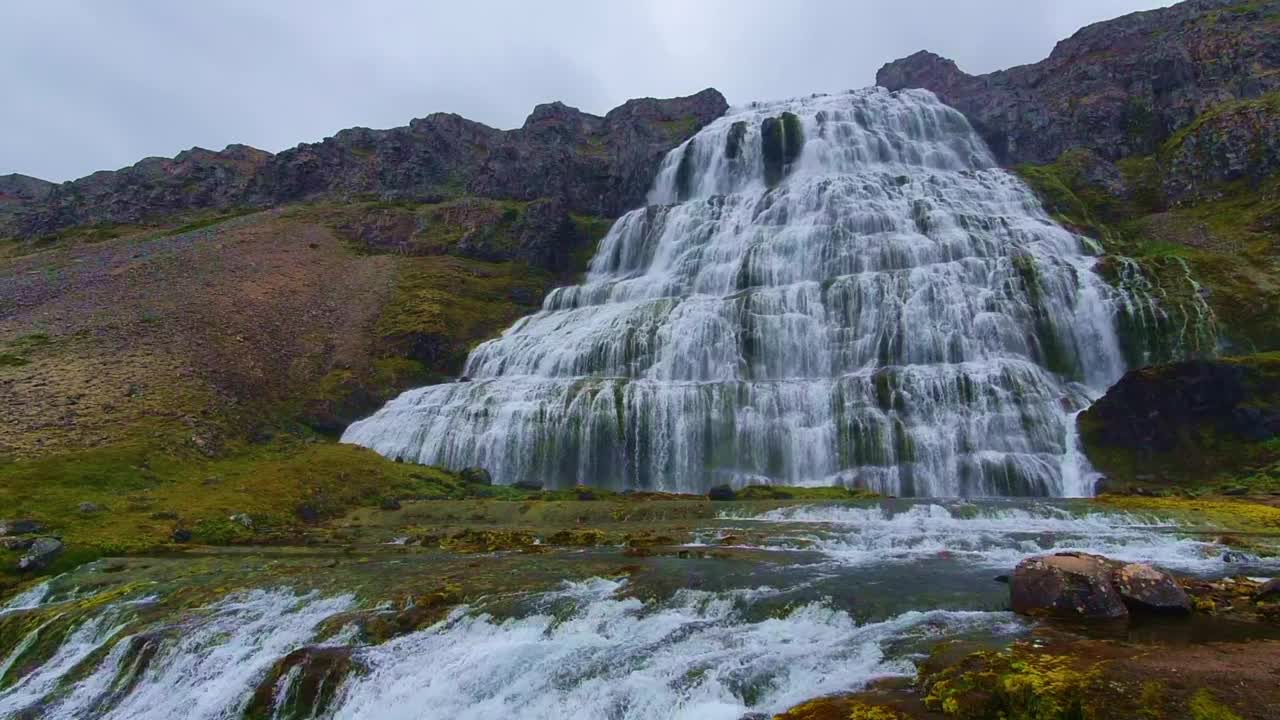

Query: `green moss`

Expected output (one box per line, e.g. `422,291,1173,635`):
1092,495,1280,534
1187,689,1244,720
377,255,555,376
0,434,477,580
655,115,699,139
1017,139,1280,354
734,485,876,501
922,646,1103,720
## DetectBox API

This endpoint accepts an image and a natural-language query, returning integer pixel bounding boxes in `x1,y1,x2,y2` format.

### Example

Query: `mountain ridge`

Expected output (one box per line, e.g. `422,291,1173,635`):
1,89,728,241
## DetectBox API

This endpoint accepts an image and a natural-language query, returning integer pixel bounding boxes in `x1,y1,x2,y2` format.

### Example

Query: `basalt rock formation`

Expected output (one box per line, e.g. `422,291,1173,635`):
1,89,727,242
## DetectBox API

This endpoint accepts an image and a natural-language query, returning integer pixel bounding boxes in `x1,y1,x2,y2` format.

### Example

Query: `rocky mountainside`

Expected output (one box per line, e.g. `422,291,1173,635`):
876,0,1280,172
2,89,727,241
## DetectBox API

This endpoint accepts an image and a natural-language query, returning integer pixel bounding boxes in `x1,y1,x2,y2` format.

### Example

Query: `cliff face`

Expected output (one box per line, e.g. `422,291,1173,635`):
876,0,1280,168
5,89,727,241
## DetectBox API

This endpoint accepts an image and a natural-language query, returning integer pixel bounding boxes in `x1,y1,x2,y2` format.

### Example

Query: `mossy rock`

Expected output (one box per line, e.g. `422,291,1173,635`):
1078,353,1280,491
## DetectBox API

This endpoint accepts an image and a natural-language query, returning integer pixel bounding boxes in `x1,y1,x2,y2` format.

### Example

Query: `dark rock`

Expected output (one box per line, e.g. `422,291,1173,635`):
77,502,102,514
574,485,598,501
17,537,64,572
379,498,402,511
1092,476,1117,496
724,121,748,160
459,467,492,486
1010,552,1128,619
1222,550,1250,563
1078,357,1280,488
246,646,358,720
761,112,804,188
9,90,726,241
993,575,1010,584
0,519,45,536
876,2,1280,167
707,484,737,501
229,513,254,530
149,510,179,521
1110,562,1192,614
511,480,543,492
295,504,320,523
1221,485,1249,496
171,527,192,543
1256,578,1280,602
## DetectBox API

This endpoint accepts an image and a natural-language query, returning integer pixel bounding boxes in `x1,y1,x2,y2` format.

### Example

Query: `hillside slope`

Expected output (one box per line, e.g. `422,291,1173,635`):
0,92,723,579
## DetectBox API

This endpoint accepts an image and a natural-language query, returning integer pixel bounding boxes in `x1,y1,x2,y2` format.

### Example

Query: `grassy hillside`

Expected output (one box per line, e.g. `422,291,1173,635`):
0,198,611,587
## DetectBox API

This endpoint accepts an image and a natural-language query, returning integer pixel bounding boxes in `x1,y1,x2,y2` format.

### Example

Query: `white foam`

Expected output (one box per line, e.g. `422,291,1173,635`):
330,578,1020,720
718,503,1268,573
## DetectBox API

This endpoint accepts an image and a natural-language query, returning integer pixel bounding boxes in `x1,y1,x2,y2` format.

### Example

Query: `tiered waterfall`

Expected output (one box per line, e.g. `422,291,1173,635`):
343,88,1129,496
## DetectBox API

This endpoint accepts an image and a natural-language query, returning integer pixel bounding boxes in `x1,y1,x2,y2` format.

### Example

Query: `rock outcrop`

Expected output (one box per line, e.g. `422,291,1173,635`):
876,0,1280,167
1078,354,1280,489
5,89,727,241
14,145,272,238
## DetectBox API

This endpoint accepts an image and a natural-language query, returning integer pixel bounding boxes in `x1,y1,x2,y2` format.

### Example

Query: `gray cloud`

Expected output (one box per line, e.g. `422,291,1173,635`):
1,0,1172,182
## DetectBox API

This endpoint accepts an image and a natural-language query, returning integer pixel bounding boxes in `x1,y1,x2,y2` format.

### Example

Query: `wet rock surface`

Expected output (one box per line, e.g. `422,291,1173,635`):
1011,552,1129,619
1111,562,1192,614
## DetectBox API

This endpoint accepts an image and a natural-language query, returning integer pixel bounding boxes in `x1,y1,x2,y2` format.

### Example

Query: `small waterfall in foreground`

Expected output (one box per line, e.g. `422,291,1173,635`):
344,88,1129,496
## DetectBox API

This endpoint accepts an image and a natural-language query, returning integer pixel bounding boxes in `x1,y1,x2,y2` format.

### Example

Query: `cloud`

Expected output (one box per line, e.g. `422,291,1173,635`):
0,0,1172,182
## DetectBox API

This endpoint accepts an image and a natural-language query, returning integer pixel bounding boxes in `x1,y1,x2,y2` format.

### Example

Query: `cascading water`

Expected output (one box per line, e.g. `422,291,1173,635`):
5,503,1275,720
343,88,1130,496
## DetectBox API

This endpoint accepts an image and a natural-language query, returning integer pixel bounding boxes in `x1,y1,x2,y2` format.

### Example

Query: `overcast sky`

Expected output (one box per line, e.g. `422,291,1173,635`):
2,1,1173,183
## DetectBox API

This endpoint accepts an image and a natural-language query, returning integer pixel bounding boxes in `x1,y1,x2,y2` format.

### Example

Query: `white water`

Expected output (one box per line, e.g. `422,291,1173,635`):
330,579,1015,720
344,88,1128,496
3,505,1275,719
715,502,1253,574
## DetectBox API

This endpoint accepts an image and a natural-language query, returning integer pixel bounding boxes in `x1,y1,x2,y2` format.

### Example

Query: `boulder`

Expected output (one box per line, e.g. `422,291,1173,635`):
379,498,402,511
17,537,64,572
1010,553,1128,619
171,527,192,543
0,519,45,536
511,480,543,492
229,513,255,530
707,484,736,501
78,502,103,514
1257,578,1280,602
1110,563,1192,614
460,467,492,486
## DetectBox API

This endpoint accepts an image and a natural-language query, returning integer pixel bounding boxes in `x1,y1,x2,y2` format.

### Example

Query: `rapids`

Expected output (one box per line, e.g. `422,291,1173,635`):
2,502,1276,720
343,89,1131,496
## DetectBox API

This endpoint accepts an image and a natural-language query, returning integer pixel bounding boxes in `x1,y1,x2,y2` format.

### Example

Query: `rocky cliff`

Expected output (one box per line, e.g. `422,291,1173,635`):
876,0,1280,170
4,89,727,241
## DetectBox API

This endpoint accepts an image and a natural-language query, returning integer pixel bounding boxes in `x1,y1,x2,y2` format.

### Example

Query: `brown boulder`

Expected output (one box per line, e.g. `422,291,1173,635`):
1111,563,1191,614
1011,553,1128,619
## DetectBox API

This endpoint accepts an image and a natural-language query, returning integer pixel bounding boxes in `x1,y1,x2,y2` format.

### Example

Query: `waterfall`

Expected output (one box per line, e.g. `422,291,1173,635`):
343,88,1127,496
